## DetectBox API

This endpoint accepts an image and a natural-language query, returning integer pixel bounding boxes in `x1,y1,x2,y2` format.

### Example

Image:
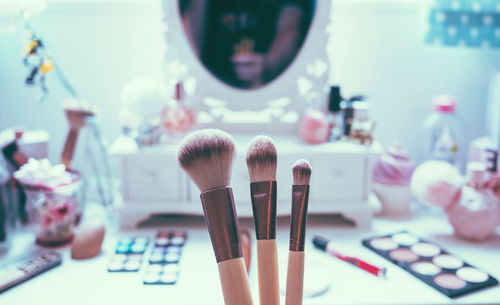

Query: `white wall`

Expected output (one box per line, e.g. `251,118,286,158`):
1,0,499,167
331,1,500,167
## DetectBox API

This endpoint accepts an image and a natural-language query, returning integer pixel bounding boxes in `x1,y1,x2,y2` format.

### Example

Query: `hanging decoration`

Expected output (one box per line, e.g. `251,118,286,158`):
22,24,78,102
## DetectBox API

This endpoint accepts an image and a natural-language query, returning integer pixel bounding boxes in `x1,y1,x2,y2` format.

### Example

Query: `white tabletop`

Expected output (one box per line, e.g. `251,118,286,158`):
1,209,499,305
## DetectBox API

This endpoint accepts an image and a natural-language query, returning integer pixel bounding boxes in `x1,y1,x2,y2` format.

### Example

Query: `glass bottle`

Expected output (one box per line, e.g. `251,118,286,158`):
162,82,196,140
423,94,464,166
342,95,366,137
327,85,343,142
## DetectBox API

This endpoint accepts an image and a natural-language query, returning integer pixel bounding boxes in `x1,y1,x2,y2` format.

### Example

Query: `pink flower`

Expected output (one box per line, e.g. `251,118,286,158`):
49,202,72,222
41,214,52,229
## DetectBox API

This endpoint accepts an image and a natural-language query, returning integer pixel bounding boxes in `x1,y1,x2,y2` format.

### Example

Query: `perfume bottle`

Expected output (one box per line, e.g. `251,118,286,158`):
348,100,375,145
162,82,196,139
445,162,500,241
298,91,329,144
342,95,366,136
327,86,343,142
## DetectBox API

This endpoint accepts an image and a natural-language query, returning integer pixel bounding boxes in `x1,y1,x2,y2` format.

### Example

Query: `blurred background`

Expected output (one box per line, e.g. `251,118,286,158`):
1,0,499,167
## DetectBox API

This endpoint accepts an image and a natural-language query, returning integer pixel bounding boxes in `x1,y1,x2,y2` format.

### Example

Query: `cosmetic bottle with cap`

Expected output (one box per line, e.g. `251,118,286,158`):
327,86,343,142
342,95,365,137
445,161,499,241
348,99,376,145
423,94,465,166
351,102,369,131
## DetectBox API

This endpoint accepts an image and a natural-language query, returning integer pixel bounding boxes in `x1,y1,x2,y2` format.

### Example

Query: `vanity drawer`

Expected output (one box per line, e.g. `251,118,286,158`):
123,155,180,202
310,154,365,201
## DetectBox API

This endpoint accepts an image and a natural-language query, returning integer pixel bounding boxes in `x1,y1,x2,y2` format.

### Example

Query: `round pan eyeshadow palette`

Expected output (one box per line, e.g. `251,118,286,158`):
362,231,499,298
143,231,188,285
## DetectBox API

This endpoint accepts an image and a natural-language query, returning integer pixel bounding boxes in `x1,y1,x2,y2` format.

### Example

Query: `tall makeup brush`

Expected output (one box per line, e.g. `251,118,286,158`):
285,159,311,305
246,135,279,305
61,106,94,169
177,129,253,305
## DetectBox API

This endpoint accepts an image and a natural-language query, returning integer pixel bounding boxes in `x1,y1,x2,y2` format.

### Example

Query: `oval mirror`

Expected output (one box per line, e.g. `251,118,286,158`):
179,0,316,90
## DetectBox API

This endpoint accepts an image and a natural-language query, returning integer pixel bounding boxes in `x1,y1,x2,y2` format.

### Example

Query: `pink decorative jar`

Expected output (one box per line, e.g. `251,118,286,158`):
372,145,415,214
445,162,500,242
298,91,329,144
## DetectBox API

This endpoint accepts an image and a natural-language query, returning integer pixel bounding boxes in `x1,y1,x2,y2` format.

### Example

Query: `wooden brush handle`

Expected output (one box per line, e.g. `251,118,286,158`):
285,251,304,305
240,230,252,273
60,129,79,169
257,239,280,305
218,257,254,305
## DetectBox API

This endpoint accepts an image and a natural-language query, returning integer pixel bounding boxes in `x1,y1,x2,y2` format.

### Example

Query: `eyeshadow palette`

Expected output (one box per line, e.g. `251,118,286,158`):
363,231,499,298
108,237,150,272
143,231,187,285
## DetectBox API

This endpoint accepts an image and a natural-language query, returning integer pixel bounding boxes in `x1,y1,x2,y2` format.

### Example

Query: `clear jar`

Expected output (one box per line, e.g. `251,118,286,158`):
22,172,84,246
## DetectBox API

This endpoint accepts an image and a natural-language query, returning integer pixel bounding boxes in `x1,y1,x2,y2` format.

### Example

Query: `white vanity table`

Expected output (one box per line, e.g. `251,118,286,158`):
1,210,499,305
109,0,388,227
109,135,383,228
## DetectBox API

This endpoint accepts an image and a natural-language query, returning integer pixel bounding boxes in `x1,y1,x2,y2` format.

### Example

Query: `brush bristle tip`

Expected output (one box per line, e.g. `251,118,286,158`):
292,159,312,185
177,129,236,191
246,135,277,182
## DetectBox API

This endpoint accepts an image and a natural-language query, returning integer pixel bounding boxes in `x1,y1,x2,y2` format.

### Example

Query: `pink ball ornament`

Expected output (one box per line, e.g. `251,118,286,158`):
410,161,463,208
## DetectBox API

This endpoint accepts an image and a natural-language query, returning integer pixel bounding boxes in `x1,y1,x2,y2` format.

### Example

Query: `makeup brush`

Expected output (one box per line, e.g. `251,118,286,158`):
61,106,94,169
177,129,253,305
285,159,311,305
246,135,280,305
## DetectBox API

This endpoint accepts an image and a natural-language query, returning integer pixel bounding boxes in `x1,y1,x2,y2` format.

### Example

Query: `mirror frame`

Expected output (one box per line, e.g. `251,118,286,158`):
162,0,333,134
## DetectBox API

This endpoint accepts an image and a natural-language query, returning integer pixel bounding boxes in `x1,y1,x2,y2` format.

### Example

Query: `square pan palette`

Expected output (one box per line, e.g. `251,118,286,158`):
362,231,499,298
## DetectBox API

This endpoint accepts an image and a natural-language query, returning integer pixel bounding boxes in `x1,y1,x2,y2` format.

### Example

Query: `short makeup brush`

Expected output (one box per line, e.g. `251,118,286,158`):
285,159,311,305
177,129,253,305
246,135,280,305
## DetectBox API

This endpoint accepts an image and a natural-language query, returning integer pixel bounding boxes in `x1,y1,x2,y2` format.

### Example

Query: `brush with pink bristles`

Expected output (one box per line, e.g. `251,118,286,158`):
177,129,253,305
285,159,312,305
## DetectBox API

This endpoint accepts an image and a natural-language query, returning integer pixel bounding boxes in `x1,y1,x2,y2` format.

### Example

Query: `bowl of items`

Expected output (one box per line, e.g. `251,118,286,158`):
14,159,84,246
371,145,415,215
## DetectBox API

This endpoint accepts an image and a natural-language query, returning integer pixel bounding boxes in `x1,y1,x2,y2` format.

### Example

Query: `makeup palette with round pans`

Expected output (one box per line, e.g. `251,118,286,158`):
362,231,499,298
